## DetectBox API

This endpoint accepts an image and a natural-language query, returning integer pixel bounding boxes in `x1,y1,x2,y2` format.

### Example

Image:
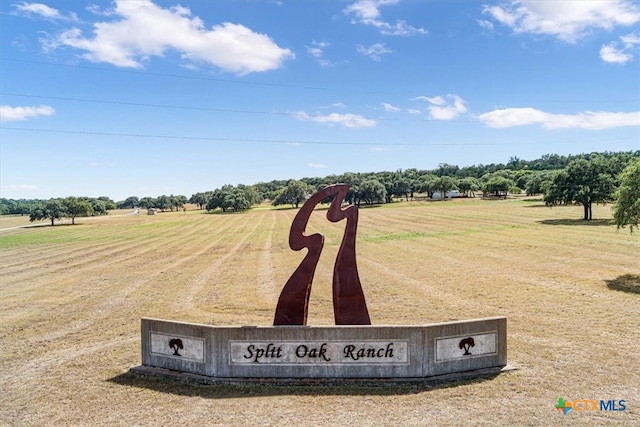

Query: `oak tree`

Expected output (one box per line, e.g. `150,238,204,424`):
544,157,616,220
29,199,66,226
613,160,640,233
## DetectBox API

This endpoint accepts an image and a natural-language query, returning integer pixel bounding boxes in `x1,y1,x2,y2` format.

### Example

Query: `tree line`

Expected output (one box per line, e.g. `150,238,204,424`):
0,196,117,223
1,151,638,231
116,194,188,212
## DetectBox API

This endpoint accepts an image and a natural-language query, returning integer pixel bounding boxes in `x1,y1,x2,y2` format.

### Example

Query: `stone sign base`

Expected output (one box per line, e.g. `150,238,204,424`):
130,364,515,386
132,317,507,382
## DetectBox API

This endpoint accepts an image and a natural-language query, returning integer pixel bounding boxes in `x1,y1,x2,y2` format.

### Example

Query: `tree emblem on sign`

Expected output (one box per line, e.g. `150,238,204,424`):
459,337,475,356
169,338,184,356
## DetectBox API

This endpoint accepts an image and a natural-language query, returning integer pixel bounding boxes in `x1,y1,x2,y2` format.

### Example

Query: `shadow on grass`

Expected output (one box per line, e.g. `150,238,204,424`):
605,274,640,295
108,369,504,398
537,219,613,226
16,222,85,229
205,210,252,215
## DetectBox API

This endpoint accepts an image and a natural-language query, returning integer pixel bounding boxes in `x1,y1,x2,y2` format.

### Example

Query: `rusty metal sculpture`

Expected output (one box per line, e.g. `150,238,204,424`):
273,184,371,326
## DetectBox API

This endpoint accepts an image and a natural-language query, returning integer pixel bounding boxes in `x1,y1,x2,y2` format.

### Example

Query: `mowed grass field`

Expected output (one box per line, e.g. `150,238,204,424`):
1,198,638,426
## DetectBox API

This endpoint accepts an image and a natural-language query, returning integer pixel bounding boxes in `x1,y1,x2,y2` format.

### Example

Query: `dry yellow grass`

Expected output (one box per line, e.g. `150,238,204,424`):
1,198,638,426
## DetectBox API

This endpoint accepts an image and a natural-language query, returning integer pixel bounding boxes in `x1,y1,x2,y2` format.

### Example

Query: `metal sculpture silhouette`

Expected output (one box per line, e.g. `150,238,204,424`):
273,184,371,326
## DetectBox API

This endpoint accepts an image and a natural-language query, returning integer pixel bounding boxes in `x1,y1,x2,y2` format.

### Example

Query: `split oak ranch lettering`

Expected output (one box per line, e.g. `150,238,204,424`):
229,341,409,365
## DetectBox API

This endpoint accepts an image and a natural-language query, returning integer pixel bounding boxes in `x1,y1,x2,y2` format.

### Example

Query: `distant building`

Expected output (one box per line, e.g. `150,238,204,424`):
147,208,157,215
432,190,460,200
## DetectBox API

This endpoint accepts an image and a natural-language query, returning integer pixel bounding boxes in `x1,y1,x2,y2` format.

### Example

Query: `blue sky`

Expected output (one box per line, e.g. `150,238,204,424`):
1,0,639,201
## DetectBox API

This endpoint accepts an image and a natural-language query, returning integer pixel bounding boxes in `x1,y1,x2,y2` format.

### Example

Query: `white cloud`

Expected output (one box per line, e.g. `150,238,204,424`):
346,0,395,20
294,111,377,128
308,163,327,169
478,107,640,130
600,31,640,63
621,32,640,44
15,2,60,18
306,40,332,67
42,0,293,74
357,43,392,61
476,19,495,32
483,0,640,43
414,94,467,120
0,105,54,122
306,40,328,57
90,161,116,168
344,0,427,36
382,102,400,112
425,96,446,106
600,44,633,63
2,184,38,191
407,108,421,115
319,102,346,109
370,146,387,152
13,2,77,21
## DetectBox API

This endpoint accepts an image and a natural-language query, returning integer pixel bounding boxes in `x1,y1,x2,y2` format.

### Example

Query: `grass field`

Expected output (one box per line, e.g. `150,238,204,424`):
1,198,638,426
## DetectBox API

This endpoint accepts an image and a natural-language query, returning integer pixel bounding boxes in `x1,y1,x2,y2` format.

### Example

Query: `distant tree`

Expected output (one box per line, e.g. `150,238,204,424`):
97,196,117,211
237,184,262,205
272,180,309,208
612,160,640,233
190,192,213,210
222,188,251,212
0,198,16,215
417,174,438,198
138,197,156,209
403,168,420,200
254,180,288,201
207,186,234,212
356,179,387,205
544,157,616,220
434,176,458,200
482,176,515,198
168,194,188,212
332,173,361,205
458,177,480,197
117,196,139,209
513,169,533,190
390,171,411,201
29,199,66,226
154,195,171,212
377,172,395,203
210,189,224,211
437,163,460,177
90,199,108,216
506,156,525,170
207,186,251,212
0,199,41,216
63,197,93,224
524,171,555,196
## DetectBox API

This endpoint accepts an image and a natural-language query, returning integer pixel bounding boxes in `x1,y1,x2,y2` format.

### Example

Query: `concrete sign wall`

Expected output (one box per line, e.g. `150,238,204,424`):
134,186,509,383
139,317,506,379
